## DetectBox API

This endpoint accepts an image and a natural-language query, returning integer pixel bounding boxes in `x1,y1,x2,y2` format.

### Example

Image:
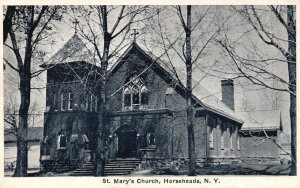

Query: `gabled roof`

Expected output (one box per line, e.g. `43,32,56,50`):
108,42,243,124
43,34,96,66
4,127,43,142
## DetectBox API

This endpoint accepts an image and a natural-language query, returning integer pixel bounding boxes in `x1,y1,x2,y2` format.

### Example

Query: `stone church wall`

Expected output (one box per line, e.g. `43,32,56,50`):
106,49,207,160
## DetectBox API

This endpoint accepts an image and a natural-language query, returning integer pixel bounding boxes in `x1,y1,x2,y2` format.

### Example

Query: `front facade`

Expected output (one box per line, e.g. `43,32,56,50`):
40,35,243,170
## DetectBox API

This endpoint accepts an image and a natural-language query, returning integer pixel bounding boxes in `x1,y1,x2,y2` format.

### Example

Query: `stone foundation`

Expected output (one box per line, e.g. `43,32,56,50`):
40,160,79,173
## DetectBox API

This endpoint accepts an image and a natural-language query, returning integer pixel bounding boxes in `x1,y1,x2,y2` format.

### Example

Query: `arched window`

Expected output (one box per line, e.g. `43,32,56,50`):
147,127,155,146
57,131,67,150
140,85,148,109
123,76,148,111
132,86,140,110
124,87,132,110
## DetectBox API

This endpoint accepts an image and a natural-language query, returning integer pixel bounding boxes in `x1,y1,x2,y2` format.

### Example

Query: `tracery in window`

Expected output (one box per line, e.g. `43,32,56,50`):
123,76,148,111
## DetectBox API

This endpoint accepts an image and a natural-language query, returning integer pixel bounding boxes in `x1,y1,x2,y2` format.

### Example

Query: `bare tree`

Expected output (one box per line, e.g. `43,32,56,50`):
69,5,153,176
3,6,64,177
217,5,296,175
142,5,234,176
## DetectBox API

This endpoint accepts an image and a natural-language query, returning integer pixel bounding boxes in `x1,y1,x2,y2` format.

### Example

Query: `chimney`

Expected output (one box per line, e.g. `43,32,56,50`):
221,79,235,111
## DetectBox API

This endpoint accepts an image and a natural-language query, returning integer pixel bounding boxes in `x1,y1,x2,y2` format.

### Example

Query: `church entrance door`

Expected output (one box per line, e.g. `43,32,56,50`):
116,126,137,158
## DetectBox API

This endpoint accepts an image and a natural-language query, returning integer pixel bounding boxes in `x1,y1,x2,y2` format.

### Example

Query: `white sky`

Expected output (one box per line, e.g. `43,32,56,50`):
3,5,292,134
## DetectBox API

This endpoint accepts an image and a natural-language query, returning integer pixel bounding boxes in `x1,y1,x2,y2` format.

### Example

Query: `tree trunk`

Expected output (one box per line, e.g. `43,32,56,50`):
287,5,296,176
289,63,296,176
14,72,31,177
95,5,110,176
185,5,196,176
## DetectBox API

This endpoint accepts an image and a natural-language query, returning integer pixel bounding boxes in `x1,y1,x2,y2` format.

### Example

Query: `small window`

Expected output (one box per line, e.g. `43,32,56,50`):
90,95,94,112
141,85,148,106
57,132,67,150
221,124,225,149
53,93,58,110
230,125,234,150
147,132,155,145
209,125,214,149
68,93,74,110
124,87,131,110
61,93,67,111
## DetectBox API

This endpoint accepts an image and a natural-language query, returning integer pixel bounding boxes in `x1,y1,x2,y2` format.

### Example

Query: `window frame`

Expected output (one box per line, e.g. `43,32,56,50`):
61,93,67,111
209,125,214,149
68,92,73,111
53,93,58,111
122,76,148,111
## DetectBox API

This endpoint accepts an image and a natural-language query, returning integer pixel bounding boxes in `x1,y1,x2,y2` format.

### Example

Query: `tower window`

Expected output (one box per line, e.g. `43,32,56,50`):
90,94,94,112
61,93,67,111
53,93,58,111
68,93,74,110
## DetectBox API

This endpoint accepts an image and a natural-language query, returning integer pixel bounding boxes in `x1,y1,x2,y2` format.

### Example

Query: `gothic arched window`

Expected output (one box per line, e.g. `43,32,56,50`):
123,76,148,111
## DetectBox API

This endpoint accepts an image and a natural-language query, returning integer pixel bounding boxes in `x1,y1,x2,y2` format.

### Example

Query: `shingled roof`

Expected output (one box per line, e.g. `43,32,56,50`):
109,42,243,124
44,34,96,66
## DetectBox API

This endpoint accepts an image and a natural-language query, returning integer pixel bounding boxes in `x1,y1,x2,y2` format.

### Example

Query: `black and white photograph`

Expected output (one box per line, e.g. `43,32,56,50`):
2,2,297,184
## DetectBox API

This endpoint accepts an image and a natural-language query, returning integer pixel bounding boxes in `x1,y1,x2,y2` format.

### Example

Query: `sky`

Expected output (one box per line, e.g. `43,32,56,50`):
3,5,292,134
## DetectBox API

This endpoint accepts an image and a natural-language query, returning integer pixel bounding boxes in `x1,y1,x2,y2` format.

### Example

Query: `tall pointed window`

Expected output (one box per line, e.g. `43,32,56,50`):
221,123,226,149
53,93,58,111
132,86,140,110
140,85,148,109
230,125,234,150
61,93,67,111
68,93,74,110
124,87,132,110
123,76,148,111
209,125,214,149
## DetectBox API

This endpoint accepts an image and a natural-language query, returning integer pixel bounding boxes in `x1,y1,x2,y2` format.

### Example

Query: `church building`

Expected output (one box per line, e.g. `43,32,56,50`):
40,34,244,172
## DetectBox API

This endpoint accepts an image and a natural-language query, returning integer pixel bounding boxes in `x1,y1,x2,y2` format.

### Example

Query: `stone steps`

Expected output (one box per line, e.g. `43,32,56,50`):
70,158,141,176
104,158,141,176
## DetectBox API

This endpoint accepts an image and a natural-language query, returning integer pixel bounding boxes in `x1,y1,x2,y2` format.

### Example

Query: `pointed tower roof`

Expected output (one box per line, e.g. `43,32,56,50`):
43,34,96,67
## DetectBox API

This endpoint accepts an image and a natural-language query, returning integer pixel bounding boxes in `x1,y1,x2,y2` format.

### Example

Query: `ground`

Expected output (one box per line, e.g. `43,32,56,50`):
4,163,291,177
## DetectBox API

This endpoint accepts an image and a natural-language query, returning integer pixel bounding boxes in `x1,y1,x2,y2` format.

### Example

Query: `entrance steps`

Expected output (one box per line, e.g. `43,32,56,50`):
70,162,95,176
105,158,141,176
70,158,141,176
